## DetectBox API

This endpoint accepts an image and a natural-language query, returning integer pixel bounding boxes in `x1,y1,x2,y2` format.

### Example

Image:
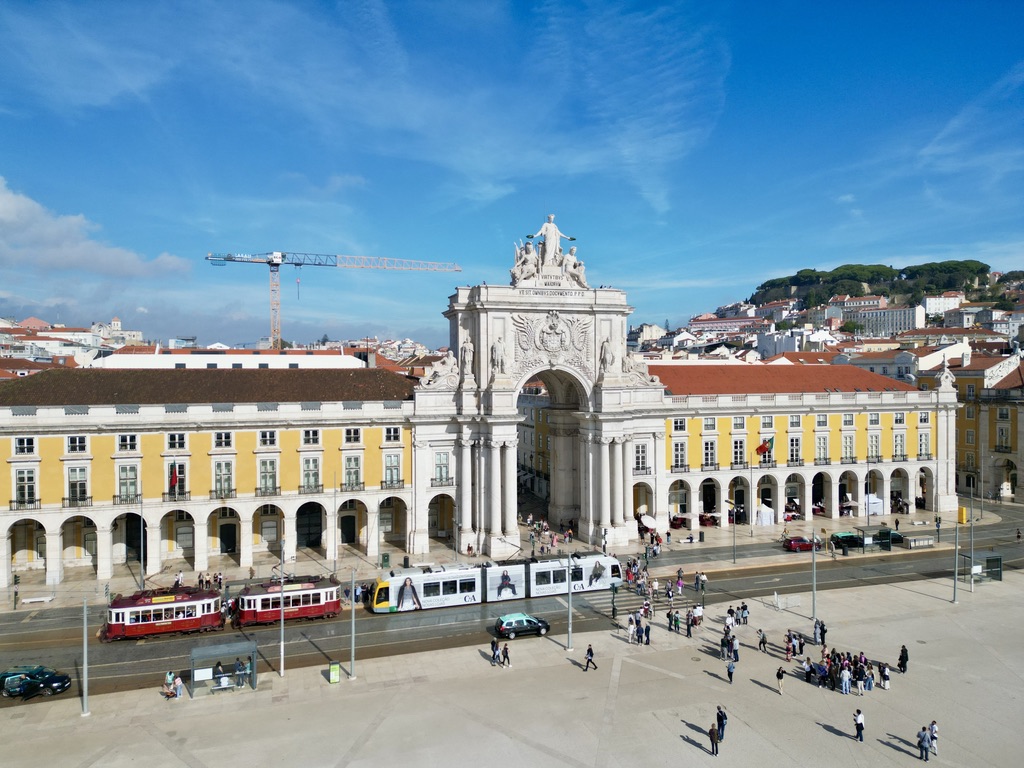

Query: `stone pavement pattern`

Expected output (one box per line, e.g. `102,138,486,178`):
0,570,1019,767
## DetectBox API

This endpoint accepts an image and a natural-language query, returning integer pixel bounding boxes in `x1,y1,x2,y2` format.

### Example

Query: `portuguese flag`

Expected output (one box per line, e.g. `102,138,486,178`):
755,437,774,456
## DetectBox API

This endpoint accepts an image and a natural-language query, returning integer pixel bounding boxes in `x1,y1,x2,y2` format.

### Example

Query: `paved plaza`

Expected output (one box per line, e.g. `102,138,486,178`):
1,561,1019,767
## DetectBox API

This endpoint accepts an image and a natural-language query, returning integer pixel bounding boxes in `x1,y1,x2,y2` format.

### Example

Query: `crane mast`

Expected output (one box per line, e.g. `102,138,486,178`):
206,251,461,349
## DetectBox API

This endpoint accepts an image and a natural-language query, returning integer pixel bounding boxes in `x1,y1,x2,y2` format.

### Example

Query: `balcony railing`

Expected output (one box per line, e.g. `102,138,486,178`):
255,486,281,498
10,499,40,511
701,462,719,471
670,464,691,473
63,496,93,508
866,454,882,464
298,484,324,495
430,477,454,487
381,480,405,490
892,453,908,462
113,494,142,506
162,491,191,502
209,488,237,500
787,458,804,467
917,453,933,461
758,460,777,469
633,466,652,475
730,461,749,470
841,457,857,464
994,445,1013,453
814,458,831,466
340,482,364,492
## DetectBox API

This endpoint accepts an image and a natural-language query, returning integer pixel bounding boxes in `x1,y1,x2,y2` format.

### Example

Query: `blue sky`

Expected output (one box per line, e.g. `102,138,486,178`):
1,1,1021,349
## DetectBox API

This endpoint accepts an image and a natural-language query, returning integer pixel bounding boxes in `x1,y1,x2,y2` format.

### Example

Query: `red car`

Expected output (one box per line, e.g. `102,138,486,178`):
783,536,821,552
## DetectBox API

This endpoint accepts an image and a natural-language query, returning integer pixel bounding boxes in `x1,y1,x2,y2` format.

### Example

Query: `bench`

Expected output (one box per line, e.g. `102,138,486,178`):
20,596,54,604
210,678,237,693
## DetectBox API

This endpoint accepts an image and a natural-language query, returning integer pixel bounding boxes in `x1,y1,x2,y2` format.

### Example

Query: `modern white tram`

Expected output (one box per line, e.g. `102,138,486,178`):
369,554,622,613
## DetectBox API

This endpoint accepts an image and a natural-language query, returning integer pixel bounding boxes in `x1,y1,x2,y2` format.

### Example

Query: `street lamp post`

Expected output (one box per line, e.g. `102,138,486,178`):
565,559,574,652
279,537,286,677
349,568,357,680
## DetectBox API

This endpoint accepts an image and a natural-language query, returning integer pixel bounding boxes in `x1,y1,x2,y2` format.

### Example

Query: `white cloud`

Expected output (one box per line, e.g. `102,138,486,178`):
0,177,190,277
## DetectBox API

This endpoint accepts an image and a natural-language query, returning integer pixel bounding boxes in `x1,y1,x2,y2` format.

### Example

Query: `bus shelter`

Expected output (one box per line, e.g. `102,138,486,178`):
855,524,900,552
957,551,1004,584
188,639,258,699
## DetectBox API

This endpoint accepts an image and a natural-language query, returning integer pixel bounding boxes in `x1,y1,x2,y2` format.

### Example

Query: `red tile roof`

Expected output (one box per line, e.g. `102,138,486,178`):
0,368,416,406
649,364,916,395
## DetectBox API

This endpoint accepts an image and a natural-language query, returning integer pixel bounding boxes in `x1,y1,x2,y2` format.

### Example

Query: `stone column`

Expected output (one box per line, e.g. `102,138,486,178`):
620,436,633,525
719,476,730,529
877,472,891,520
502,440,517,535
607,437,620,531
325,502,338,565
145,519,162,578
409,440,430,555
95,525,113,581
457,438,474,546
365,507,380,559
282,512,297,566
652,430,666,520
829,476,842,520
0,532,10,589
800,477,813,523
598,437,612,532
193,515,209,573
239,512,254,568
488,440,502,534
580,434,595,534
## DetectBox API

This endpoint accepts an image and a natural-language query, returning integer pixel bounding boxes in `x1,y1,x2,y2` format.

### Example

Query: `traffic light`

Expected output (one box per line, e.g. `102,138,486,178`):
12,574,19,586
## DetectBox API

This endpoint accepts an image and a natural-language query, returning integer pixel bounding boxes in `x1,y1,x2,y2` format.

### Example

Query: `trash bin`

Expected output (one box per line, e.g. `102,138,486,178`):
381,552,390,569
329,661,341,684
698,531,705,543
841,544,849,557
403,555,411,569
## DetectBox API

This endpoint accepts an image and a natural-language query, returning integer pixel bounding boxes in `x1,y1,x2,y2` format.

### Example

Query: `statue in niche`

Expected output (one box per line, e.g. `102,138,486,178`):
562,246,589,288
460,337,475,379
599,338,615,375
423,349,457,387
527,214,575,267
491,337,506,374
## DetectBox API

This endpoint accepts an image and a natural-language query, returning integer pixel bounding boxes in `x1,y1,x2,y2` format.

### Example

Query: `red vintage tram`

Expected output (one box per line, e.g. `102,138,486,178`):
99,586,225,642
231,574,342,628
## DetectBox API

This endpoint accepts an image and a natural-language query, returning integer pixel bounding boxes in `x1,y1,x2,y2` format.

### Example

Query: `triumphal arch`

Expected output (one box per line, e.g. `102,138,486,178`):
414,215,665,558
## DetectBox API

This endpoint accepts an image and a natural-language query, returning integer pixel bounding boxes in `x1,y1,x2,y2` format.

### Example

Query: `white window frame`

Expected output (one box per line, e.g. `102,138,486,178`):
214,431,233,448
259,430,277,447
15,437,35,455
167,433,186,450
761,415,773,429
67,435,87,454
302,429,320,446
118,434,138,452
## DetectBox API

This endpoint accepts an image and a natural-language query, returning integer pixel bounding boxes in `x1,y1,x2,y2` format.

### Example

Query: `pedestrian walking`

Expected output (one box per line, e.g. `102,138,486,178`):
694,572,700,592
584,644,597,671
490,639,500,667
880,662,891,690
726,660,735,684
627,617,636,645
929,721,938,756
686,609,693,637
731,634,740,662
917,725,932,761
813,618,821,645
708,724,719,756
853,709,864,742
758,628,768,653
820,621,827,646
776,666,785,694
740,602,749,625
1017,527,1021,543
716,705,727,741
502,643,510,668
644,624,651,645
898,644,910,674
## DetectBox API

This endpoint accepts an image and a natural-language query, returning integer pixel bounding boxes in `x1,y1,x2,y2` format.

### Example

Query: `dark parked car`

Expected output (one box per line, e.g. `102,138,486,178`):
783,536,822,552
0,666,72,700
830,532,864,549
874,529,904,546
494,613,550,639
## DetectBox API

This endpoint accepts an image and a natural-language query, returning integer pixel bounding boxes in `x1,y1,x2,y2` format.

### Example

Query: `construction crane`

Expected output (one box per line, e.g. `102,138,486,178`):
206,251,462,349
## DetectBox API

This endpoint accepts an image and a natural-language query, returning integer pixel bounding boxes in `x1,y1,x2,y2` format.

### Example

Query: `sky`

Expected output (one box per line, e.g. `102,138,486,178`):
1,1,1022,349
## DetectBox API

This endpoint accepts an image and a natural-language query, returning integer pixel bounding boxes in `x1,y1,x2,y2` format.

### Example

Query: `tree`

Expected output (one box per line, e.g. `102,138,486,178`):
320,333,330,345
840,321,864,334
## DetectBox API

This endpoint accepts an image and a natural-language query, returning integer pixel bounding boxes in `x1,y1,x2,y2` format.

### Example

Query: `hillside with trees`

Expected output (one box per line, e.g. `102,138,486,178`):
749,260,991,309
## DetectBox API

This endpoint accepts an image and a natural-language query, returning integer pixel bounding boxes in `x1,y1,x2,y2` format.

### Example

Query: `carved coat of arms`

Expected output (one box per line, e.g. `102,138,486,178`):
512,311,592,377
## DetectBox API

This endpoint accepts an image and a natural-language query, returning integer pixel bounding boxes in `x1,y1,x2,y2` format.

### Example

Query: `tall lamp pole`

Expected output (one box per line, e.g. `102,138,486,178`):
279,537,286,677
565,559,574,652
